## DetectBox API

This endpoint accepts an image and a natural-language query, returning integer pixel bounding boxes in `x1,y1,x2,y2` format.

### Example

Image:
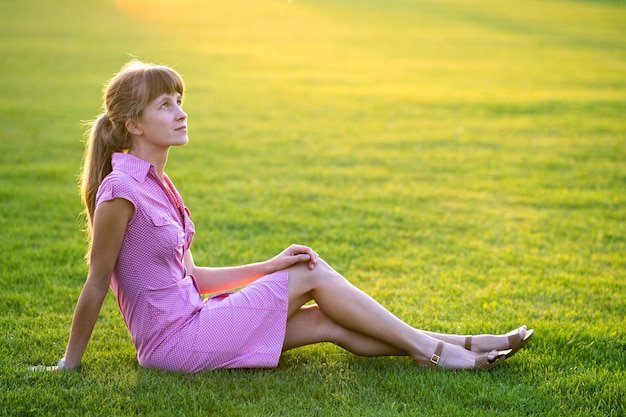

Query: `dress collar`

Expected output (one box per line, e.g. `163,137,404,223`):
111,152,153,183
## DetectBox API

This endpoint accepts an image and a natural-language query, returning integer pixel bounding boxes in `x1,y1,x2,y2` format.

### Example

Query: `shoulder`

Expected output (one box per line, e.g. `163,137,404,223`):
96,170,137,208
95,197,135,224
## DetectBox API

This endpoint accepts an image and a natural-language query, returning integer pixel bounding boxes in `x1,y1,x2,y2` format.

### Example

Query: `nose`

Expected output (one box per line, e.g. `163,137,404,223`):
177,106,187,120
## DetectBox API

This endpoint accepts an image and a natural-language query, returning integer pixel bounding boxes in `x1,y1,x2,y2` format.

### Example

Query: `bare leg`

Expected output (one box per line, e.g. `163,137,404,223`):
421,326,528,353
284,260,499,369
283,305,404,356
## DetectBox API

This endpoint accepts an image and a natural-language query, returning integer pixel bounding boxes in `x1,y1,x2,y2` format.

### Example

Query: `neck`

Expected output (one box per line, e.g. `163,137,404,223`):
128,146,169,181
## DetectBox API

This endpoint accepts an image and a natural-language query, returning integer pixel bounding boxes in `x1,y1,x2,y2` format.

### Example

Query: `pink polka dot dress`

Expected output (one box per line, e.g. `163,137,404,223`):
96,153,289,373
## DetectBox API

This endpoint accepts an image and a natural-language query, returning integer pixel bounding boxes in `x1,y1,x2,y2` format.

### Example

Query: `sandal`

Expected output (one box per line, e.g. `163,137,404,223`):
505,327,534,359
464,327,534,359
423,341,509,371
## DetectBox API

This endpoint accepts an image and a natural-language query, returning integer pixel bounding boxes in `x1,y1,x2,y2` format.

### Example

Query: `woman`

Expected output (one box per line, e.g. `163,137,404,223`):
58,60,533,373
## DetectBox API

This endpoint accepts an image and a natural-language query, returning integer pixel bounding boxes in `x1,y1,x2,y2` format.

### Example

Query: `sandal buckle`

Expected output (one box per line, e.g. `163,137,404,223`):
430,353,440,365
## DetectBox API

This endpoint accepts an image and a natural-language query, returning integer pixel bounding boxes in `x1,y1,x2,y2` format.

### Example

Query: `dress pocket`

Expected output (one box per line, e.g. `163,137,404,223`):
149,213,183,248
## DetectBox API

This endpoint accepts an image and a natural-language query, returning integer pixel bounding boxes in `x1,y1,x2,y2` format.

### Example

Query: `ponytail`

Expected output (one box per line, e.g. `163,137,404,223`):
80,113,130,234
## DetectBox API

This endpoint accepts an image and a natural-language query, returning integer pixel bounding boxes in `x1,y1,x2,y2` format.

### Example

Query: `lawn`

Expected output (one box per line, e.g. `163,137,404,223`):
0,0,625,415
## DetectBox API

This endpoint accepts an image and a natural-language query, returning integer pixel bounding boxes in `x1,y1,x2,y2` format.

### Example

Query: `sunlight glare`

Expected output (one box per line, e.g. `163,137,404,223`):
113,0,292,23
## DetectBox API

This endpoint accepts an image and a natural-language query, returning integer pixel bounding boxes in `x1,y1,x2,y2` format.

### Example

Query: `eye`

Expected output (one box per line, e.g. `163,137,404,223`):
160,101,170,109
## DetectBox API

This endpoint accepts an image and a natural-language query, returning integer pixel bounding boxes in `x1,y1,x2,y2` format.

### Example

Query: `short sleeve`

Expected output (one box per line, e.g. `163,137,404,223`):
96,173,136,210
97,180,114,205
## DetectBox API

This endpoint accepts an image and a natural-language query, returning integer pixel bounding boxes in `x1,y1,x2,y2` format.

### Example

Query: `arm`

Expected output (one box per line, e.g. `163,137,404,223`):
184,244,319,295
62,198,134,369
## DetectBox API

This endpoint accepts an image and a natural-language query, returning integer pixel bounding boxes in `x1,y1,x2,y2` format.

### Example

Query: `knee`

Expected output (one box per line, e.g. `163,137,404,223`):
287,258,346,298
289,257,334,281
302,258,344,290
303,305,342,339
315,258,345,283
304,305,326,325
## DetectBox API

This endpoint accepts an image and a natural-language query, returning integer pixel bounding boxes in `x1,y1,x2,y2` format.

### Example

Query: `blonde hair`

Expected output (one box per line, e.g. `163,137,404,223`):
80,60,184,235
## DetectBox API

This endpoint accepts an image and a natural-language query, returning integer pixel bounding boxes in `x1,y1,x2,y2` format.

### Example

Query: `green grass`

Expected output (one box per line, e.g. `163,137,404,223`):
1,0,625,415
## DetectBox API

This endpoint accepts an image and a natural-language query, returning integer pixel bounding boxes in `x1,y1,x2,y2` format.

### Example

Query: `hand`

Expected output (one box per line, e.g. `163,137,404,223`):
30,358,74,372
269,244,319,272
30,365,62,372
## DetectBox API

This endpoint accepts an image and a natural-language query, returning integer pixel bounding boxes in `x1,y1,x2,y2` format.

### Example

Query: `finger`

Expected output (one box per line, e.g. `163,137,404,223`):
291,245,310,255
30,365,59,372
300,246,316,258
287,245,318,267
297,254,312,263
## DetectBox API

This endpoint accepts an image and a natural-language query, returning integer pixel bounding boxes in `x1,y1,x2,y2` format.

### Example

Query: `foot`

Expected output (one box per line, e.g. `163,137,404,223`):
463,326,530,353
503,326,534,358
413,341,507,370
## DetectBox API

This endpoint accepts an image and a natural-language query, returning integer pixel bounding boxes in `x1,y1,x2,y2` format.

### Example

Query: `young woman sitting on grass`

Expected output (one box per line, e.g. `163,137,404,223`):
56,60,533,373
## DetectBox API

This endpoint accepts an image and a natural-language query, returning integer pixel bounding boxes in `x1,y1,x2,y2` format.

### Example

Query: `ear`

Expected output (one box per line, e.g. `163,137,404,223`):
125,120,143,136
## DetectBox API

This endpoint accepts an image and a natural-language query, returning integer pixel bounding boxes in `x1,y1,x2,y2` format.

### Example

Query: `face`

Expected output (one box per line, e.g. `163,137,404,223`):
128,92,188,149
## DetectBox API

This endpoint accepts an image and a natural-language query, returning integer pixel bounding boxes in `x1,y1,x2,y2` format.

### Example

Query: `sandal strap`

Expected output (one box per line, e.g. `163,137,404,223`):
475,351,507,370
464,336,472,351
475,354,490,368
508,331,522,350
429,341,444,367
